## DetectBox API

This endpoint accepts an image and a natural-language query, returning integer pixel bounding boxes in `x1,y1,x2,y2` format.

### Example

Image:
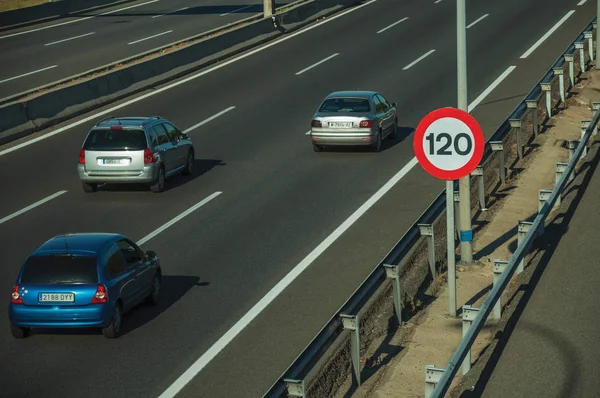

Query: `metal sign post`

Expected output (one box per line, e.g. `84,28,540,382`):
413,107,484,316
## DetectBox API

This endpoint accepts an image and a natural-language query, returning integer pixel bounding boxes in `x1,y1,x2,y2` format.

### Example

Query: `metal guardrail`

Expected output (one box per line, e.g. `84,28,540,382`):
263,16,598,398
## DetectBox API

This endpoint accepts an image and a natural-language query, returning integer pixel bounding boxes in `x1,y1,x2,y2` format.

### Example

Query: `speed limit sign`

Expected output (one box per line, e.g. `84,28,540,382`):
413,107,484,180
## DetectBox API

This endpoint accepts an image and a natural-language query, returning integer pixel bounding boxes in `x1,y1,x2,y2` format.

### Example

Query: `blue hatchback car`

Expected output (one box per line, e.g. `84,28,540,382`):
8,233,162,339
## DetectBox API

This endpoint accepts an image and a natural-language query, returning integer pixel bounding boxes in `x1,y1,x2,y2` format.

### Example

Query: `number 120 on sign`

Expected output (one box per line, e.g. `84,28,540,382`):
413,107,484,181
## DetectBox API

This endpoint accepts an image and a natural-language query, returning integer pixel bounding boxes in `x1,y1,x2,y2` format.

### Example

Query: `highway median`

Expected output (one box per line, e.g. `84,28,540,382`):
0,0,363,146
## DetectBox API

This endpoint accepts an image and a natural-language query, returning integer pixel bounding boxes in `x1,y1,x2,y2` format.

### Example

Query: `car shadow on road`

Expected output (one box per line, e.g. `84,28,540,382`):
96,158,225,193
318,126,414,154
30,275,207,337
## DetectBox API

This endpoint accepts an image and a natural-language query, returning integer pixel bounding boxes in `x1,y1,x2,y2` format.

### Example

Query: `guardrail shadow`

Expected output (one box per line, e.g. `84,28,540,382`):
458,140,600,397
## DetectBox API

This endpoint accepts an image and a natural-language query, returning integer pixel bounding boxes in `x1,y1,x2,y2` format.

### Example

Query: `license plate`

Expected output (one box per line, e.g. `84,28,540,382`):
39,293,75,302
328,122,353,128
99,158,129,165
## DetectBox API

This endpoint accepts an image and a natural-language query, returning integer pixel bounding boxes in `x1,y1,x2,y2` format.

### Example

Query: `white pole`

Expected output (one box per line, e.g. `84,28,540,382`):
447,180,457,316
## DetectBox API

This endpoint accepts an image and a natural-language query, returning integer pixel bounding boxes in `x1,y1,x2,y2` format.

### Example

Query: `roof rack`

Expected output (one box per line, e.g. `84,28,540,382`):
142,116,161,126
95,116,116,126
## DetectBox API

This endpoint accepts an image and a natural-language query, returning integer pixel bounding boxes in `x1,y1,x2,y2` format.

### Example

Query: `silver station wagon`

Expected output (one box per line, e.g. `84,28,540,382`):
77,116,195,193
309,91,398,152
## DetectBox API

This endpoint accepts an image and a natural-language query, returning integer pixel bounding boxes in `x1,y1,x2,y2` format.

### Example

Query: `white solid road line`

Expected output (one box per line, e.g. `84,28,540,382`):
295,53,340,75
44,32,96,46
0,0,161,39
520,10,576,58
402,49,435,71
0,190,68,226
466,14,489,29
183,106,236,134
136,192,222,246
0,65,58,84
152,6,189,18
434,0,443,4
128,30,173,45
577,0,587,5
156,63,516,398
0,0,378,158
376,17,409,34
467,65,517,112
220,4,253,17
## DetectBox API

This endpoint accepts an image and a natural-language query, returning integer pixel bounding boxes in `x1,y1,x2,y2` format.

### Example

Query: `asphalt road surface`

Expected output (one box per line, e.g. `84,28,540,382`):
0,0,268,99
0,0,594,397
479,139,600,397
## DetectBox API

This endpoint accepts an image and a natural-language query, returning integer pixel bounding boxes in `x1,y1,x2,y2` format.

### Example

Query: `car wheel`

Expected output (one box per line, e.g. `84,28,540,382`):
10,324,30,339
145,272,161,306
182,149,194,176
82,182,97,193
389,118,398,139
150,166,165,193
371,131,382,152
313,143,323,152
102,302,122,339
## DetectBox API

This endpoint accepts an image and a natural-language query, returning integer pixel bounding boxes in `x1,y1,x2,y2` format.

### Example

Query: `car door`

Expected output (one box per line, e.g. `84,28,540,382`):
376,94,395,136
104,244,137,311
151,124,177,174
371,95,386,133
116,239,151,305
161,122,188,170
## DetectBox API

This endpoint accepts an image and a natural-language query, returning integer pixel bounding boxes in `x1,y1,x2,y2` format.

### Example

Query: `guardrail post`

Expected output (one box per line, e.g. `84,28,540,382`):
538,189,552,235
517,221,533,274
575,40,586,73
419,224,436,278
585,31,594,61
555,162,568,208
471,165,487,210
525,100,539,136
490,141,506,184
593,102,600,118
340,314,361,386
283,379,305,397
553,66,566,107
461,305,480,375
509,119,524,160
492,259,508,320
424,365,445,398
541,82,552,119
568,140,579,182
384,263,402,324
564,52,575,88
580,121,590,157
454,190,461,238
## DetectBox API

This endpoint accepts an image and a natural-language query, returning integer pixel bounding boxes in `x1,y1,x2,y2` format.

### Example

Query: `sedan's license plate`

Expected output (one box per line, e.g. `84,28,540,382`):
39,293,75,302
329,122,353,128
100,158,128,165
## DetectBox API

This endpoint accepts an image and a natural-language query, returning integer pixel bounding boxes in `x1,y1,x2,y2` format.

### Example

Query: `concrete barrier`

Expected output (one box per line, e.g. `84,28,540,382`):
0,0,362,146
0,0,137,31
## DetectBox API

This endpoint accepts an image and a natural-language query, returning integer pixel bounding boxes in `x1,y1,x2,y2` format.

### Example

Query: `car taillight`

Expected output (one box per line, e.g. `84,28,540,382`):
359,120,372,128
144,148,154,164
90,284,108,304
311,120,322,128
11,285,23,304
78,148,85,164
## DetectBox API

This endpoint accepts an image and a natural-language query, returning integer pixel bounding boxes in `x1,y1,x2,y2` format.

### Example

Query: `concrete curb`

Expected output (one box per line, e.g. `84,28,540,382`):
0,0,361,146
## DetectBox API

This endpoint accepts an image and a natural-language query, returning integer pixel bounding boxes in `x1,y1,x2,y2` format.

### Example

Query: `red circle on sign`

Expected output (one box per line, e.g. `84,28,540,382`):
413,107,484,180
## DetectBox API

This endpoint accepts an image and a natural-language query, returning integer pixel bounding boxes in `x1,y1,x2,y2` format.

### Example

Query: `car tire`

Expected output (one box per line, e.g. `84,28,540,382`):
313,143,323,152
371,131,382,152
102,302,122,339
82,182,97,193
182,149,194,176
389,118,398,139
150,166,165,193
10,324,30,339
145,272,161,306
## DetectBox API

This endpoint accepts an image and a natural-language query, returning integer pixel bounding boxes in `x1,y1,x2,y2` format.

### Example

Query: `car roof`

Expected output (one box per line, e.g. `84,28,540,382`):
94,116,163,128
33,233,126,256
325,91,378,99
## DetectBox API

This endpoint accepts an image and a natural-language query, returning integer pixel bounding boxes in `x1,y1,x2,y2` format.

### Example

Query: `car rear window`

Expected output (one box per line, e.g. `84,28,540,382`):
319,98,371,113
20,255,98,284
83,128,148,151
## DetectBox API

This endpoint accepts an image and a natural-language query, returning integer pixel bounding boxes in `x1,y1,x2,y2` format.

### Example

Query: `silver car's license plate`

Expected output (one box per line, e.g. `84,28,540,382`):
100,158,128,165
328,122,353,128
39,293,75,302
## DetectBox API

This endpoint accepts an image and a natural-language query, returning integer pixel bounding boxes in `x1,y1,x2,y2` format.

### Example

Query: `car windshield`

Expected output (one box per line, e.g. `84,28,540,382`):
83,128,147,151
319,97,370,113
20,255,98,284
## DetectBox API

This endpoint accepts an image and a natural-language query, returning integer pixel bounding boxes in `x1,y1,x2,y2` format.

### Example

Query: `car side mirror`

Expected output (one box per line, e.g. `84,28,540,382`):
391,102,397,107
145,250,157,259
